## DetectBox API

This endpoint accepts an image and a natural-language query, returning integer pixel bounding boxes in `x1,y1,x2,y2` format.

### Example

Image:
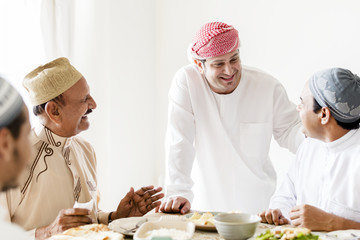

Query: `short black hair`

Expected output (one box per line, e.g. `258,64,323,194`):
313,97,360,130
33,94,65,116
5,109,26,139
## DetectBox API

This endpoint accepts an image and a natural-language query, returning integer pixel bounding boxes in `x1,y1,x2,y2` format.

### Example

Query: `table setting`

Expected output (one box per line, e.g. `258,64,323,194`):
107,211,360,240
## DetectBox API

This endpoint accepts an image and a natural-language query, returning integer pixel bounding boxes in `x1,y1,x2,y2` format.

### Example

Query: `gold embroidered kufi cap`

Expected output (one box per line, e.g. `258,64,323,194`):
23,57,82,106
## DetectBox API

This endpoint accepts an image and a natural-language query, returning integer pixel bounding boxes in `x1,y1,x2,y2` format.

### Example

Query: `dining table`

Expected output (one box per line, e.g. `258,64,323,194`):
111,211,360,240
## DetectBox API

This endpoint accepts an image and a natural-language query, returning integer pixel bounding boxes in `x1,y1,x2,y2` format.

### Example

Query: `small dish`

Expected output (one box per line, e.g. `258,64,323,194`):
185,211,222,231
134,217,195,240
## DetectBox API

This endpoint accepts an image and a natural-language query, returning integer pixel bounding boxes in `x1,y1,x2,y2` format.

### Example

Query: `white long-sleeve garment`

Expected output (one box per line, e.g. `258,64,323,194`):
0,206,30,239
165,64,303,213
270,129,360,222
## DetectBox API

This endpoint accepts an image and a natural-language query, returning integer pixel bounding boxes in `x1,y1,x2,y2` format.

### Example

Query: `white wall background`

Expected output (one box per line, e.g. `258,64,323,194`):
1,0,360,212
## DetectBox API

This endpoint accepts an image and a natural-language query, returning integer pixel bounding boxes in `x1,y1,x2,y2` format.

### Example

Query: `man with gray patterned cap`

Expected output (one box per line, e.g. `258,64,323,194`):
259,68,360,231
0,76,32,239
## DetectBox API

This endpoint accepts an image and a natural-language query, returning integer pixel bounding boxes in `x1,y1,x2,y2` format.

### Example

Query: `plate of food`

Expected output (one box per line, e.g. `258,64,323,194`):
109,216,158,236
48,223,124,240
255,226,319,240
185,211,222,231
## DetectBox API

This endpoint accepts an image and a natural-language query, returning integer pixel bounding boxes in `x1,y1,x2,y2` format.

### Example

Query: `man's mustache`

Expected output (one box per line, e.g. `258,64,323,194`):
85,109,93,115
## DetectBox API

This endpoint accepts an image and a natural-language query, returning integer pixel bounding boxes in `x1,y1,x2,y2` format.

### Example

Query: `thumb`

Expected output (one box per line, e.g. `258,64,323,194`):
180,201,191,214
123,187,134,202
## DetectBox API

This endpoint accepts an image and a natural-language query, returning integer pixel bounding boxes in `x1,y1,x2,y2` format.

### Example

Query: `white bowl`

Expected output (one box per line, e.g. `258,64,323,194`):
134,217,195,240
214,213,260,240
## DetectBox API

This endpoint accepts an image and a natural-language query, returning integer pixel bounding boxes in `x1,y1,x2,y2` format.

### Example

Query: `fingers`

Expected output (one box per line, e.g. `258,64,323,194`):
58,215,93,225
155,206,160,213
264,210,275,224
180,201,191,214
136,187,163,199
159,197,190,213
289,207,301,220
124,187,135,201
145,199,162,212
290,217,301,227
258,211,267,223
159,200,167,212
61,208,91,216
135,186,156,195
279,216,290,225
163,198,175,212
60,222,87,231
290,205,301,212
144,193,165,205
170,198,183,212
259,209,284,225
272,209,281,225
51,208,93,235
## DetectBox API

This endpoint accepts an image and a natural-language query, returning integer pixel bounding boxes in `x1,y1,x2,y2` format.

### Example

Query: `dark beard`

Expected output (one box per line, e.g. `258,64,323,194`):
1,148,21,192
1,183,17,192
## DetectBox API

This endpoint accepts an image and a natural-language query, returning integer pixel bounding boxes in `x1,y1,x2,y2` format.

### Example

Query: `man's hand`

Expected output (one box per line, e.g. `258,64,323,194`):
158,196,191,214
289,204,334,231
35,208,92,240
112,186,164,220
258,208,289,225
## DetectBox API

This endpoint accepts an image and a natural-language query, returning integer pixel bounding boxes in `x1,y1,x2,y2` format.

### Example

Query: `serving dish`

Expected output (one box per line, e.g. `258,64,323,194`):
134,217,195,240
185,211,223,231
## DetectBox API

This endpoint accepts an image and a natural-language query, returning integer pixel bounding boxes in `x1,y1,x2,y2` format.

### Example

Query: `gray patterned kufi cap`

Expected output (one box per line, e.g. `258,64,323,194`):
0,76,24,128
309,68,360,123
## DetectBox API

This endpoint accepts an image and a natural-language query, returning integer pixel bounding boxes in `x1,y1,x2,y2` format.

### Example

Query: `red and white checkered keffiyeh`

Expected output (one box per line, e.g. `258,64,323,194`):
191,22,239,59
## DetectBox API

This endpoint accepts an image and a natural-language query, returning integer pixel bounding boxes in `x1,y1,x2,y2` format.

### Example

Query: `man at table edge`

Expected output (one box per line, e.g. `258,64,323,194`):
259,68,360,231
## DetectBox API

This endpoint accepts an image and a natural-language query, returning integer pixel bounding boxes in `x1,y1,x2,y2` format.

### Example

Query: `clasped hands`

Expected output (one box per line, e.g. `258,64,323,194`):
258,204,334,231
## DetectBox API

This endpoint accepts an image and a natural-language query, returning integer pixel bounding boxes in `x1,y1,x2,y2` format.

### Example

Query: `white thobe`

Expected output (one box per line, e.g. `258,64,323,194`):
0,124,109,237
0,206,30,239
165,64,303,213
270,129,360,222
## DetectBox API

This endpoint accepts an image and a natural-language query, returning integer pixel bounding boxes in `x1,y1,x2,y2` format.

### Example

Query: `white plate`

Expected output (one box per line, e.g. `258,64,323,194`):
134,217,195,240
320,230,360,240
109,216,158,236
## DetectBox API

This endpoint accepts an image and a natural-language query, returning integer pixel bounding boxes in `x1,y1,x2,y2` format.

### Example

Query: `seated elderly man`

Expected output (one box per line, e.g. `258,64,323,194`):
259,68,360,231
0,58,164,239
0,76,32,239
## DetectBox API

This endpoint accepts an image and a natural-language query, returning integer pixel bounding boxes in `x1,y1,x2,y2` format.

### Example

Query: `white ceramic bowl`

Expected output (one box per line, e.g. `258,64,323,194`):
134,217,195,240
214,213,261,240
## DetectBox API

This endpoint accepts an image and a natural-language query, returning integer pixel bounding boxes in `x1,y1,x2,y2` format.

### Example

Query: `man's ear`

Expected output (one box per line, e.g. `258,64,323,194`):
0,128,13,162
194,59,205,74
44,101,61,124
320,107,331,125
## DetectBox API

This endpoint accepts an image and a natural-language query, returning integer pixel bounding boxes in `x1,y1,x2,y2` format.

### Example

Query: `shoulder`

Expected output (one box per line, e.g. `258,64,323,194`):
345,129,360,152
296,137,322,160
72,135,96,154
242,65,280,86
71,136,97,167
173,64,202,87
174,64,199,78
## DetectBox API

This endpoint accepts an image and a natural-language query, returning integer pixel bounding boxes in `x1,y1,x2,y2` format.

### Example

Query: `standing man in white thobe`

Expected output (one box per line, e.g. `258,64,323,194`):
260,68,360,231
159,22,303,214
